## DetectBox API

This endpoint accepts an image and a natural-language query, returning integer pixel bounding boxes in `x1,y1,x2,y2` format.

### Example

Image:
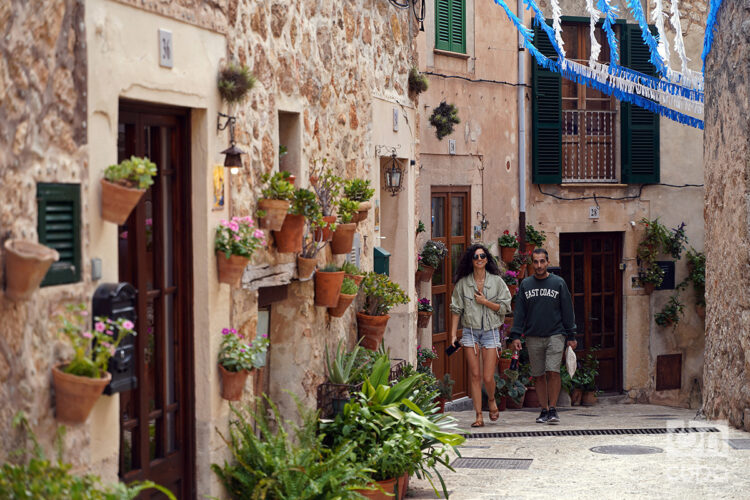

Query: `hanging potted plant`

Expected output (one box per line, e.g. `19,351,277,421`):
498,230,519,264
636,218,671,293
309,159,342,241
341,261,366,286
315,263,345,307
655,295,685,328
525,224,546,253
215,216,266,286
53,304,136,424
343,178,375,223
428,100,460,140
408,66,429,97
101,156,157,225
218,62,256,105
272,187,317,253
639,262,665,295
258,171,294,231
417,298,433,328
217,327,269,401
297,215,327,281
416,240,447,282
357,272,409,350
502,270,519,296
417,345,437,370
328,277,359,318
685,248,706,319
330,199,359,255
3,239,59,301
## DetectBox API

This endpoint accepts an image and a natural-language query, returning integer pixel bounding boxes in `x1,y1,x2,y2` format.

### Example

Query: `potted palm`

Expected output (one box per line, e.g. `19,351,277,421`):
328,277,359,317
272,187,317,253
214,216,266,286
309,160,342,241
53,304,136,424
343,178,375,223
416,240,447,282
315,263,345,307
417,298,433,328
330,198,359,255
3,239,59,301
101,156,157,224
525,224,546,253
498,230,519,264
258,171,294,231
217,328,269,401
357,272,409,350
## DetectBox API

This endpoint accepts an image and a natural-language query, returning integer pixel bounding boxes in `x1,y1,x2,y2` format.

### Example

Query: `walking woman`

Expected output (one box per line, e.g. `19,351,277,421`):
448,244,512,427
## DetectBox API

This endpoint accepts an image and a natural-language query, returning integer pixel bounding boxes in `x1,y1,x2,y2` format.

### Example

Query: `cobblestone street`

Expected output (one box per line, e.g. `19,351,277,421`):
409,403,750,499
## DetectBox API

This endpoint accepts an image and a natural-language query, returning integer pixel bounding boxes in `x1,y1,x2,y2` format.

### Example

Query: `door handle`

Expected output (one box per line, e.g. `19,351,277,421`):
589,316,599,321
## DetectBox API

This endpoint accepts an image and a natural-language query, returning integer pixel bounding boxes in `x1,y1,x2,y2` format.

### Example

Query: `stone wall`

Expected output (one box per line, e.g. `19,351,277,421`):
702,1,750,429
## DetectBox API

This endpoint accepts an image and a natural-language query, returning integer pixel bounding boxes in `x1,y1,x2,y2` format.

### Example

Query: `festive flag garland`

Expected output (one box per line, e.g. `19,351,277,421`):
701,0,723,71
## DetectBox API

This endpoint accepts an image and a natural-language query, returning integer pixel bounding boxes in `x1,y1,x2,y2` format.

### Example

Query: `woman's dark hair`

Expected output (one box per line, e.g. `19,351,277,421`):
453,244,501,283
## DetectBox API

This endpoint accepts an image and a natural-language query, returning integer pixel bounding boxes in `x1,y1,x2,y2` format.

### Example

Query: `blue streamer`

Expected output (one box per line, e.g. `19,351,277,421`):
702,0,723,72
608,64,703,102
623,0,668,77
523,0,566,63
596,0,620,65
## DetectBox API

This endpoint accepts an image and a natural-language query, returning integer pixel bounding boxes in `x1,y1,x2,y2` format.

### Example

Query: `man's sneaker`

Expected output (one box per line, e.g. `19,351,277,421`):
547,407,560,424
535,409,549,423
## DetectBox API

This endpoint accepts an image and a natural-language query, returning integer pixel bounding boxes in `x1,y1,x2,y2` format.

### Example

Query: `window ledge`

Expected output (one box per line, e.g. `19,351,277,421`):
433,49,470,60
560,183,627,188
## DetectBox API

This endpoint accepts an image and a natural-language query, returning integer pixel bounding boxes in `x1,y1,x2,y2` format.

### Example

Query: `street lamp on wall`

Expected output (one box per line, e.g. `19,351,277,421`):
218,112,245,174
386,0,426,31
377,145,405,197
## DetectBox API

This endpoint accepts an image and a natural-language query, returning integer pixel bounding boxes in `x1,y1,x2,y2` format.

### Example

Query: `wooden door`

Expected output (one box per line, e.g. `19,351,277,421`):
430,187,470,399
559,232,622,392
117,102,194,498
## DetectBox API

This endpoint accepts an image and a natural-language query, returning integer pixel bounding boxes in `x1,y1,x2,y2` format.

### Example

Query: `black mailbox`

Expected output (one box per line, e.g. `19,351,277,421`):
93,282,138,395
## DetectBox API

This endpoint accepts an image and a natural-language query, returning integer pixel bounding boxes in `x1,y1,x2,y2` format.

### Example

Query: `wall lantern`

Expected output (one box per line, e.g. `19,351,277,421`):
377,145,405,197
217,112,245,175
386,0,426,31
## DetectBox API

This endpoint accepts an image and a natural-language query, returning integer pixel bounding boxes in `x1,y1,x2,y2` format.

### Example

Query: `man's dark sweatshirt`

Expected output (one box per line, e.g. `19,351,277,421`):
509,273,577,341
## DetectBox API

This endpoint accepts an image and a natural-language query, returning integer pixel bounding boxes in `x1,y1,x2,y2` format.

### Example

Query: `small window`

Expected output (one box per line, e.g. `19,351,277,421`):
435,0,466,54
37,183,81,286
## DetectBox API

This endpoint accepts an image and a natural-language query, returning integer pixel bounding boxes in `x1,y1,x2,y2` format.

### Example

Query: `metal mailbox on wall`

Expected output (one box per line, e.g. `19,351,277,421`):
93,282,138,395
374,246,390,276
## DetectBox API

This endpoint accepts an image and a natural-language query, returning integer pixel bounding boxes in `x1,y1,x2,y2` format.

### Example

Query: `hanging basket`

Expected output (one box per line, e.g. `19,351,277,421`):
216,252,249,286
314,270,344,307
52,364,111,424
100,179,146,225
356,312,390,351
416,265,435,282
500,247,516,264
328,292,357,318
3,239,59,301
272,214,305,253
330,223,357,254
417,310,432,328
297,256,316,281
257,199,291,231
219,364,251,401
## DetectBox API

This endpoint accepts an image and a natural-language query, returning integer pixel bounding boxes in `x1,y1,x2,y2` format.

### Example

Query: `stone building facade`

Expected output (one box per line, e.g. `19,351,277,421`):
1,0,419,497
703,1,750,430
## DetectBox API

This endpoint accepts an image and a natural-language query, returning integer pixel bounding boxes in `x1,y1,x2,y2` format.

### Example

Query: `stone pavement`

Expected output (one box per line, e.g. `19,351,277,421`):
407,403,750,499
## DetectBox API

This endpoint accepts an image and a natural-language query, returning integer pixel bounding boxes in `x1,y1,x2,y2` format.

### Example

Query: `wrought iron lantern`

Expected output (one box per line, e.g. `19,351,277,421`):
386,0,426,31
218,112,245,174
377,146,405,197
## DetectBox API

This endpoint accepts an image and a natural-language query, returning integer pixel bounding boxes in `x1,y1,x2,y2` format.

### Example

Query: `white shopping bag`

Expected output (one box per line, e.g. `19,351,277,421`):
565,346,576,378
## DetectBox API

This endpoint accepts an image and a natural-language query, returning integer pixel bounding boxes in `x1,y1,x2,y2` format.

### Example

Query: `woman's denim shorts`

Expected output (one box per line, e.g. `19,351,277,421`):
460,327,502,349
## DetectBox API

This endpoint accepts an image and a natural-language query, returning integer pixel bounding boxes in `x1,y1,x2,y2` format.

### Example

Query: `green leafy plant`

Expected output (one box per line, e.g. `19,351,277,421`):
417,298,433,312
360,272,409,316
289,188,321,218
1,412,175,500
572,351,599,392
416,220,426,234
213,397,371,499
104,156,157,190
321,263,340,273
655,295,685,327
665,222,688,259
217,62,256,103
337,198,360,223
498,230,520,249
300,215,327,259
494,369,528,405
417,345,438,364
57,303,136,378
508,250,528,271
420,240,448,269
309,159,343,216
260,171,295,201
278,144,288,158
218,328,269,372
325,340,364,385
525,224,546,248
215,216,267,259
436,373,454,399
342,178,375,203
685,247,705,306
408,66,429,95
341,261,365,276
340,277,359,295
639,262,666,286
429,101,460,140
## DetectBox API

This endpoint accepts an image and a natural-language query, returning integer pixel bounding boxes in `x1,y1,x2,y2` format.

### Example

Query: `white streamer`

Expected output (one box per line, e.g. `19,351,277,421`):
550,0,566,67
586,0,602,65
651,0,671,69
669,0,691,75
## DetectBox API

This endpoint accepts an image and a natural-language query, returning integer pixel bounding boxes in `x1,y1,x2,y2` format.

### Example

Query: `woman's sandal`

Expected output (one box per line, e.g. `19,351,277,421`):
489,407,500,422
471,415,484,427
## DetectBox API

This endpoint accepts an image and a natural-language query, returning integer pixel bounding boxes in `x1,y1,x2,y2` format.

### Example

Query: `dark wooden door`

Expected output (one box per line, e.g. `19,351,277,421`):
559,232,622,392
430,188,470,399
117,102,194,498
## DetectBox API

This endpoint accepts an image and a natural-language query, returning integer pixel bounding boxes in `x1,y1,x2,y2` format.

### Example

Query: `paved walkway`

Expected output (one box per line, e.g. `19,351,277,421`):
407,403,750,499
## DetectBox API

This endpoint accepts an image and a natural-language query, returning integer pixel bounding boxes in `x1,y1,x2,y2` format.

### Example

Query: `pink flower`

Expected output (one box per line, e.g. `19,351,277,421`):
106,330,114,336
244,216,254,224
253,229,264,239
234,235,242,241
229,222,240,232
120,231,128,239
145,218,153,226
79,311,89,317
95,322,106,332
82,331,93,339
230,328,237,334
222,328,230,335
101,341,112,348
262,334,268,338
122,320,134,330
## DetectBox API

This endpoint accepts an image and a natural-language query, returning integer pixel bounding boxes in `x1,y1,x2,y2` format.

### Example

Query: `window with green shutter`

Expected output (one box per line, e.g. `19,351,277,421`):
37,183,81,286
531,22,562,184
435,0,466,54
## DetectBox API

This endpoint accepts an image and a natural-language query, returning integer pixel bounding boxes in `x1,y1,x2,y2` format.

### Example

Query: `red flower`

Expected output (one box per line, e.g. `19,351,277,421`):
503,230,509,235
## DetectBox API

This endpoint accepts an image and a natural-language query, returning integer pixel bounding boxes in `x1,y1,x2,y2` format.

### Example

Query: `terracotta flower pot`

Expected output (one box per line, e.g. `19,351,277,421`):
257,199,291,231
417,265,435,282
314,270,344,307
216,252,250,286
523,386,540,408
582,391,598,406
506,391,526,409
420,358,433,370
272,214,305,253
313,215,337,242
356,312,390,350
498,357,511,374
500,247,516,264
571,388,583,406
219,364,250,401
525,242,536,254
397,472,409,499
508,284,518,296
643,282,656,294
352,201,372,224
100,179,146,225
330,222,357,254
52,364,112,424
417,310,432,328
344,273,364,286
328,292,357,318
297,256,316,281
353,477,398,500
3,239,59,301
435,397,446,413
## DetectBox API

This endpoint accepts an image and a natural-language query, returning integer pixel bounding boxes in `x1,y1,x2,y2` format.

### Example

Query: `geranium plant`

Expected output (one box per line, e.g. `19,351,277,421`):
215,216,266,259
218,328,270,372
502,270,519,286
104,156,157,190
525,224,546,248
498,230,519,249
417,345,438,364
360,272,409,316
417,298,433,312
57,303,136,378
419,240,448,269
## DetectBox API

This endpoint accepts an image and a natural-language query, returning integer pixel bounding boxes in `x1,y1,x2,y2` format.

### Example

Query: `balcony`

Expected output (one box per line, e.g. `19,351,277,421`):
562,109,618,183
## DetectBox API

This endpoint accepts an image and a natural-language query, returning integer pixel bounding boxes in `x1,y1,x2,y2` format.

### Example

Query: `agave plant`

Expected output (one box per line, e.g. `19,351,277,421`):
325,340,363,385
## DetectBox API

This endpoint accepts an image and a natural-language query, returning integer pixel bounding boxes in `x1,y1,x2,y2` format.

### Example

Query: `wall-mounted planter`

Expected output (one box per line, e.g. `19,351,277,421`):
352,201,372,224
356,312,390,350
417,310,432,328
416,265,435,283
314,270,344,307
500,247,516,264
297,256,316,281
328,292,357,318
330,223,356,254
52,364,111,424
219,364,250,401
3,239,59,301
257,199,291,231
313,215,337,242
216,252,249,286
100,179,146,225
272,214,305,253
344,273,364,287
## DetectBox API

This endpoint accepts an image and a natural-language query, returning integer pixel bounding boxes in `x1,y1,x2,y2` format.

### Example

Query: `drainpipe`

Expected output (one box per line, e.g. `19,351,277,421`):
517,0,527,246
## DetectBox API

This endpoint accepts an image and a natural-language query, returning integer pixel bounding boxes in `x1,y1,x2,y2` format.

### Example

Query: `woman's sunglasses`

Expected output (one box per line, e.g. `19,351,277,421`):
472,253,487,260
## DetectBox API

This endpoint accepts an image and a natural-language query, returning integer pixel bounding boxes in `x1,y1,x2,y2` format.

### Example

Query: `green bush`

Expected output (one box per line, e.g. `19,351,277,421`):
525,224,546,248
337,199,360,223
685,247,705,306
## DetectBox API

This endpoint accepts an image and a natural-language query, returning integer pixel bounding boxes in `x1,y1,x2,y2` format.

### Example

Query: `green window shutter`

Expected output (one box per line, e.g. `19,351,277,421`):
37,183,81,286
621,24,660,184
531,22,562,184
435,0,465,54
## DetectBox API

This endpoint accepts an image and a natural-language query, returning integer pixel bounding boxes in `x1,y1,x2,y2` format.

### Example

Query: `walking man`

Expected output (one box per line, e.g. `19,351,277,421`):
510,248,577,424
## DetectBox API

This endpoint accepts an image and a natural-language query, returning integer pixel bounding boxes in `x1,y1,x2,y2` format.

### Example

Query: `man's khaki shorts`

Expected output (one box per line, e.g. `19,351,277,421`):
526,334,566,377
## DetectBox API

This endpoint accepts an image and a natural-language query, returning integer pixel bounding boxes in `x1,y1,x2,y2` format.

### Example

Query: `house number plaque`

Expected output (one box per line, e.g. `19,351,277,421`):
159,29,173,68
